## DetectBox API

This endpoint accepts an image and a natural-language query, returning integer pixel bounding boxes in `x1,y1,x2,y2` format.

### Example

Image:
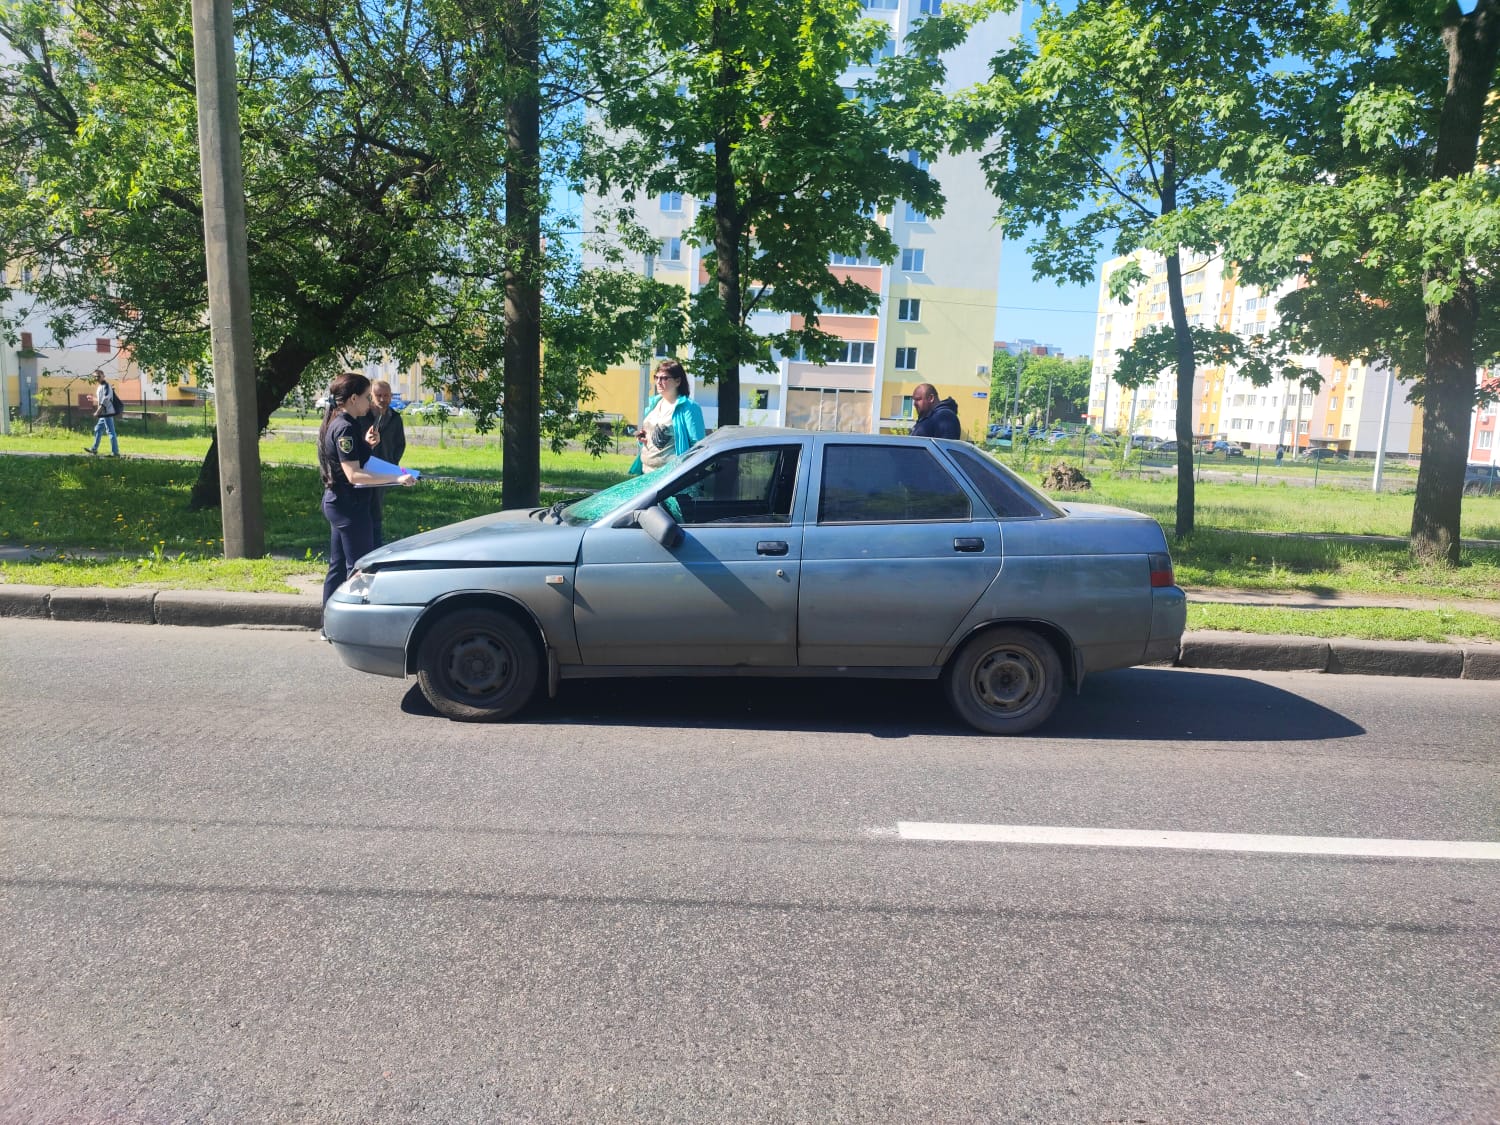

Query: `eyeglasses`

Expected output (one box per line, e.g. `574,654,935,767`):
654,374,676,382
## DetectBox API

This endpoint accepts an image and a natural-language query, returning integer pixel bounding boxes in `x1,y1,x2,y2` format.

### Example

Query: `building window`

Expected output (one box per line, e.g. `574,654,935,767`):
1329,397,1338,410
20,332,32,350
1479,430,1494,450
1298,421,1309,434
662,236,682,262
654,341,673,358
1326,423,1335,437
751,389,769,410
830,250,879,267
660,192,683,212
900,248,925,272
918,0,941,13
907,151,929,172
863,0,898,8
1342,423,1352,437
897,299,921,322
903,202,928,223
895,347,918,370
96,338,111,353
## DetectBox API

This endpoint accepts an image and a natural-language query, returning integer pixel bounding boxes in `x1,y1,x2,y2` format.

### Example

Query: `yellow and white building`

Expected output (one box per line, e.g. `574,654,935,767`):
1089,250,1422,455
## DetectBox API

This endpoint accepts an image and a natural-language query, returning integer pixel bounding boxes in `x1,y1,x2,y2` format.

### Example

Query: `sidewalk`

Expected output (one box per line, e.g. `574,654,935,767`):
2,570,1497,682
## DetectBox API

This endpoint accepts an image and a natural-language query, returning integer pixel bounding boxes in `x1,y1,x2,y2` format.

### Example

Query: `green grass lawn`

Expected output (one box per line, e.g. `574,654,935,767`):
3,434,1499,640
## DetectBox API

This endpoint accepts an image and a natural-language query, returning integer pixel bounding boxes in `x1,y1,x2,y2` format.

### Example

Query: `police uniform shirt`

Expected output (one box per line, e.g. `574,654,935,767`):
322,411,371,495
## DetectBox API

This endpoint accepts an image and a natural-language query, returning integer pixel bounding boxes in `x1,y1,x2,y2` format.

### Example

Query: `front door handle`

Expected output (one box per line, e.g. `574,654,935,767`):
757,541,789,556
953,537,985,553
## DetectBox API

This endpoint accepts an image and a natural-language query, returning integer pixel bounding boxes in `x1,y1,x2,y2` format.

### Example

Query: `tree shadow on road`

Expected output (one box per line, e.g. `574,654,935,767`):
401,667,1362,742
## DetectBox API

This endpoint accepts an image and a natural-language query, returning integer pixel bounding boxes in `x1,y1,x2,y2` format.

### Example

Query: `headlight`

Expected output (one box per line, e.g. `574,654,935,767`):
344,569,376,599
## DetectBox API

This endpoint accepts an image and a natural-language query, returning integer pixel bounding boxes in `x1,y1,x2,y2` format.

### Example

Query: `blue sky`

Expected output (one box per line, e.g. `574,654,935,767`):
993,230,1101,357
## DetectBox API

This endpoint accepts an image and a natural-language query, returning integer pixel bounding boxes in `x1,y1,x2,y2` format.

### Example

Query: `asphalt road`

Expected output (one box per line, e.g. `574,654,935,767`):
3,620,1497,1123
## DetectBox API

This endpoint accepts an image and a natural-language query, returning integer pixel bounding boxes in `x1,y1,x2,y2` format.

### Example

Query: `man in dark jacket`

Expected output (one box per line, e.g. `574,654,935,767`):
910,383,961,439
369,380,408,546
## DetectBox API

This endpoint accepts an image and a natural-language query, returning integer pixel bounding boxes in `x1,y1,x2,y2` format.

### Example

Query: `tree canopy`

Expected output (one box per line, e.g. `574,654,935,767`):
966,0,1315,536
1201,0,1500,562
0,0,673,510
574,0,993,423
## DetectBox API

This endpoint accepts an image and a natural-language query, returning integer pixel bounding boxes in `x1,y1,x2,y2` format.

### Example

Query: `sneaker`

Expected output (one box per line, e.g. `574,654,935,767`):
83,447,97,455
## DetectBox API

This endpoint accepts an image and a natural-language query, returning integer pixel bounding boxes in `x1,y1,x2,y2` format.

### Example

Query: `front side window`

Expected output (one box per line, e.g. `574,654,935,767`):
895,347,918,370
659,446,801,525
818,445,970,523
662,236,682,262
898,298,920,321
660,192,684,212
901,248,925,272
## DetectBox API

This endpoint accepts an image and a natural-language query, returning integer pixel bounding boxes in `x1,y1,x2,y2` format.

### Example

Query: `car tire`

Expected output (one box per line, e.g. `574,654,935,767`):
416,608,540,722
943,626,1064,735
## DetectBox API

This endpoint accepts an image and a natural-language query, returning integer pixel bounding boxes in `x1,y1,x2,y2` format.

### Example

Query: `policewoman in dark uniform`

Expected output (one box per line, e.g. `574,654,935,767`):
318,372,415,604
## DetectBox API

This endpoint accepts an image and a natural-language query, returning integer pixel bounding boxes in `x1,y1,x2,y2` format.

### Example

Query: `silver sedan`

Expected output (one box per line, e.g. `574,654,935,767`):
324,428,1186,733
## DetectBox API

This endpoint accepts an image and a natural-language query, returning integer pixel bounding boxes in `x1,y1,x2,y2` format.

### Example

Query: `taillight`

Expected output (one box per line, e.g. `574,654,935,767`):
1148,552,1175,588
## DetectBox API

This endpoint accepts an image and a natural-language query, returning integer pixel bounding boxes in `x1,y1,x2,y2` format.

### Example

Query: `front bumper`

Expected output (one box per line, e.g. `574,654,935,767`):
323,596,424,678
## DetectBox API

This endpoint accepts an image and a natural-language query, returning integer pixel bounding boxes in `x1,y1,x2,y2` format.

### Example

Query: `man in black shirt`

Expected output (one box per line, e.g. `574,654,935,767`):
910,383,961,439
369,380,408,546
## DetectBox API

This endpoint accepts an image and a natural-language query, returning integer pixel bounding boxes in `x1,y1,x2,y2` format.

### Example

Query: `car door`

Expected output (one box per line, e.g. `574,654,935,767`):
799,441,999,668
573,442,805,667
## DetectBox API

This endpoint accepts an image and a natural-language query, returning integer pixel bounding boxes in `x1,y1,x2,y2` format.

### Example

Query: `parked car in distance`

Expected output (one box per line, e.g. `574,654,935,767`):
324,428,1186,735
1206,440,1245,457
1464,463,1499,495
1147,439,1179,454
987,424,1012,441
1299,447,1347,461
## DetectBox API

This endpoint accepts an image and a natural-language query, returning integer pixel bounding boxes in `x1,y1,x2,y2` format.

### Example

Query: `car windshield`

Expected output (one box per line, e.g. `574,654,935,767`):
556,459,680,525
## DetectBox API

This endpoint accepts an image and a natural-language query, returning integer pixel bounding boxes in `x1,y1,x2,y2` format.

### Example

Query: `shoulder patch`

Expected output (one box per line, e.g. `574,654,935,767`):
338,435,354,454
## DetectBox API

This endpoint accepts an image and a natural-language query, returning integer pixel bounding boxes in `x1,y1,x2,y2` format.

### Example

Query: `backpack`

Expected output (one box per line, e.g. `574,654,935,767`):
111,386,125,416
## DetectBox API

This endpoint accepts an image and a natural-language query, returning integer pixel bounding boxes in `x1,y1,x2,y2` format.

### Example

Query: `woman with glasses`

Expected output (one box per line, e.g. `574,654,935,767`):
629,359,706,474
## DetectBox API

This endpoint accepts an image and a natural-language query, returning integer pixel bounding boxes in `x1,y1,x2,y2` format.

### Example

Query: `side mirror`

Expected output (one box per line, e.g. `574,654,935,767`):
636,504,683,548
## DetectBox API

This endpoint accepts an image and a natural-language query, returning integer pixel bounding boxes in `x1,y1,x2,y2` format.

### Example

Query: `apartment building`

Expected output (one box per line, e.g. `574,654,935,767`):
581,0,1017,442
1089,250,1423,455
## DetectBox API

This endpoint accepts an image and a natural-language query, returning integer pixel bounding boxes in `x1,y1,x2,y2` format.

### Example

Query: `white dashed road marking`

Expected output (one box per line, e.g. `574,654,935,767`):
893,821,1500,861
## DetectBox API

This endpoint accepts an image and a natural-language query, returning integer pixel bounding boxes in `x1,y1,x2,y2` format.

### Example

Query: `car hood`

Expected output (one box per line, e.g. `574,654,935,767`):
360,508,586,567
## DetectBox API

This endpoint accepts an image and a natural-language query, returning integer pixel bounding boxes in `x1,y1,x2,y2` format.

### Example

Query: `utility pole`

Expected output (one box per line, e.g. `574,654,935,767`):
190,0,264,557
1373,361,1396,493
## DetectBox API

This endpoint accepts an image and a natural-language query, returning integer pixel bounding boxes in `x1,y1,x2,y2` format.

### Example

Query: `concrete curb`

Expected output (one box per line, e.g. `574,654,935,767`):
0,584,321,631
3,589,1499,680
1177,630,1500,681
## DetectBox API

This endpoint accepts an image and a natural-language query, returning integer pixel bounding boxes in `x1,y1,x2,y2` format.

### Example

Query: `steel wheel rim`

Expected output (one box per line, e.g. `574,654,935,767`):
444,631,516,700
971,645,1044,715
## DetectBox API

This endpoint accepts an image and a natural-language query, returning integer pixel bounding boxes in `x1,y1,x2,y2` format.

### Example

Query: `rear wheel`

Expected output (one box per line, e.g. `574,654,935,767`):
944,626,1063,735
416,608,540,721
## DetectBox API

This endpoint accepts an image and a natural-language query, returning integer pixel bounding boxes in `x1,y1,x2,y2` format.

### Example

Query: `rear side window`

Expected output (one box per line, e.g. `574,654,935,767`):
945,446,1061,519
818,445,971,523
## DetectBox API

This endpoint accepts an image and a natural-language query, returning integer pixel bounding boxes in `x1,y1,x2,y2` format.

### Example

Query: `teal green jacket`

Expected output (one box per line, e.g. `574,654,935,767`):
628,394,707,475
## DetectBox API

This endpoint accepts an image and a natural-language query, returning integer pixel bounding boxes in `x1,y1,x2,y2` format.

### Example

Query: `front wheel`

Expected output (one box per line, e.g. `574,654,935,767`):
416,608,540,721
943,626,1063,735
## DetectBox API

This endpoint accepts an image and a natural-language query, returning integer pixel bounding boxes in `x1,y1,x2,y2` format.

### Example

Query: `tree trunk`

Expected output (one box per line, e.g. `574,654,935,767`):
501,0,542,511
1160,144,1198,538
1410,0,1498,563
189,338,320,509
711,0,742,427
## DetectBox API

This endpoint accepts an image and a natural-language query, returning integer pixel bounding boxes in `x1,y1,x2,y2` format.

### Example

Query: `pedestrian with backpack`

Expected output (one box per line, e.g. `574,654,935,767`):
83,370,121,456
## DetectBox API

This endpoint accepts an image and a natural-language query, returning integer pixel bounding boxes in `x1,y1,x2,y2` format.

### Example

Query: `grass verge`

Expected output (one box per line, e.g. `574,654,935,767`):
1187,603,1500,644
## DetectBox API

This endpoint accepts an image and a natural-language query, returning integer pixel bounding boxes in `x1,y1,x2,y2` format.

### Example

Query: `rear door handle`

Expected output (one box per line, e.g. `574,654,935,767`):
757,541,789,556
953,537,985,553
